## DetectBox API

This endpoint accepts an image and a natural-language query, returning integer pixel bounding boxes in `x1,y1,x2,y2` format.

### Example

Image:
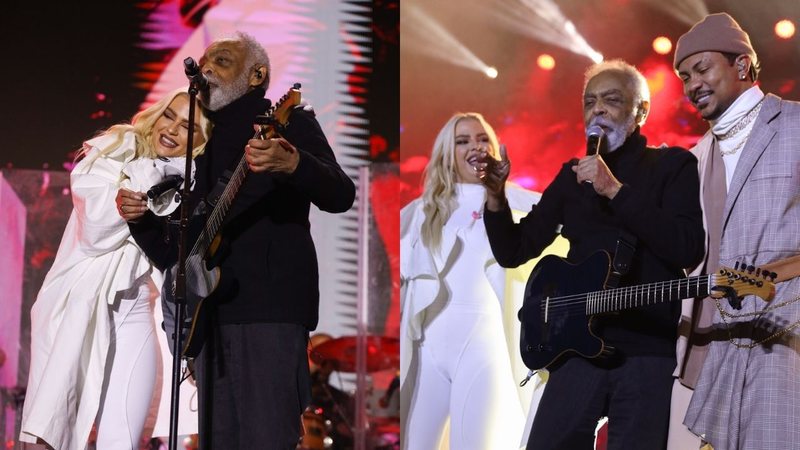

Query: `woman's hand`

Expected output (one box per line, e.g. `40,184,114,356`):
116,188,148,221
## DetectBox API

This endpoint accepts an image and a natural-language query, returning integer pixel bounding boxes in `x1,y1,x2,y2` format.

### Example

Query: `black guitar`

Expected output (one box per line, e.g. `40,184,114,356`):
168,84,301,358
519,251,776,371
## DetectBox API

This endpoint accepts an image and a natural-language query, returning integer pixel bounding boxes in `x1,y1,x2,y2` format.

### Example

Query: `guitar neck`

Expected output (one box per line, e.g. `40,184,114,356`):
190,155,250,257
585,275,711,314
187,85,300,260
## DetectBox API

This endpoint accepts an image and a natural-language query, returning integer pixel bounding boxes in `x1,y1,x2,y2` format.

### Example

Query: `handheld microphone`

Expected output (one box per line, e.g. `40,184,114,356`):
580,125,608,192
586,125,607,156
183,57,208,90
147,174,184,200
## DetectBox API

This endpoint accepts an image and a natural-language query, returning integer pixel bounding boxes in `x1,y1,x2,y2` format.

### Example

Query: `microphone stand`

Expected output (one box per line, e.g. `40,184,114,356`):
168,76,203,450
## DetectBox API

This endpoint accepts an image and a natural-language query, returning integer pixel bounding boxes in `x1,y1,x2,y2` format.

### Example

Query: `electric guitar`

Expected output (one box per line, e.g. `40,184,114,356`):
519,251,776,371
168,84,302,358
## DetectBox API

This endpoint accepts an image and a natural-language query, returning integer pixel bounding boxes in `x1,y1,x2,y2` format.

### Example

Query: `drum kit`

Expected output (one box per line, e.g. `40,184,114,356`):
298,335,400,450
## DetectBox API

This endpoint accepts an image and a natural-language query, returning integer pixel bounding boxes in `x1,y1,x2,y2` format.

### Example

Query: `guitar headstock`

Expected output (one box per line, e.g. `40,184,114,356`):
272,83,302,125
710,262,776,302
253,83,302,139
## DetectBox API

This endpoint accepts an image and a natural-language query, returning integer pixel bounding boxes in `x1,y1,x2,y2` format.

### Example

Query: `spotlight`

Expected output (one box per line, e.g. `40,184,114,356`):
652,36,672,55
485,66,499,79
775,20,796,39
589,51,604,64
537,54,556,70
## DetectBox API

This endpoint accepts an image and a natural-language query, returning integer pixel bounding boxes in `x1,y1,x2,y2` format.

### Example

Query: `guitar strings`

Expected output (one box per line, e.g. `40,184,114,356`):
535,277,712,316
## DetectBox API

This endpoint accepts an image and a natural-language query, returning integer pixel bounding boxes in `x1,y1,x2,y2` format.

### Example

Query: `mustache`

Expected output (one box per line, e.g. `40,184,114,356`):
205,74,221,87
588,118,618,131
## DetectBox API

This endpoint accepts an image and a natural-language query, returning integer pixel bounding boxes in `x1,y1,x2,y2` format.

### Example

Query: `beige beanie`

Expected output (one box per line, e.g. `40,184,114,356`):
673,13,757,69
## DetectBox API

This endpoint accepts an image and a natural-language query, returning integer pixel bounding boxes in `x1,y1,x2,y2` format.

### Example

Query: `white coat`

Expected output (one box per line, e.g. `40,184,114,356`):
20,132,192,449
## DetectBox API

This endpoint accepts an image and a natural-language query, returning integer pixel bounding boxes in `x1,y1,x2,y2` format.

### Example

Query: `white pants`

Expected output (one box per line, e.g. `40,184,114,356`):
405,304,524,450
95,276,158,450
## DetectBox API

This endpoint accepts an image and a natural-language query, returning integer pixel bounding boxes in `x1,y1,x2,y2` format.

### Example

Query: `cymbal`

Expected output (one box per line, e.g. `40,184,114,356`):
311,335,399,373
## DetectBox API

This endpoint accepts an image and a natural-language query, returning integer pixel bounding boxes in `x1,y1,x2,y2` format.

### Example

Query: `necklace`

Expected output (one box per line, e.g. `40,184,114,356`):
715,100,764,157
717,101,763,156
719,136,749,156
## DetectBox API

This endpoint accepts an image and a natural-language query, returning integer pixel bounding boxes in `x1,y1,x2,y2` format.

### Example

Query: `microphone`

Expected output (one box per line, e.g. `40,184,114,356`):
580,125,608,192
586,125,607,156
147,174,184,200
183,57,208,90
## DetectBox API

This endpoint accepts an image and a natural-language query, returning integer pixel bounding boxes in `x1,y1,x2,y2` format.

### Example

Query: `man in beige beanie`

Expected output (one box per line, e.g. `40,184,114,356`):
669,12,800,450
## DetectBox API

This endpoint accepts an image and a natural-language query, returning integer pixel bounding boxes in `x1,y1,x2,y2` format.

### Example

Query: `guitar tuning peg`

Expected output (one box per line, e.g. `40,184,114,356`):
293,82,301,89
756,268,761,276
747,265,755,273
734,261,740,270
770,271,778,280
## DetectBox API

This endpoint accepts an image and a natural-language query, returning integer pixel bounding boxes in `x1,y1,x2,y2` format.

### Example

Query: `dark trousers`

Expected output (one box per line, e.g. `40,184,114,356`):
195,322,311,450
527,355,675,450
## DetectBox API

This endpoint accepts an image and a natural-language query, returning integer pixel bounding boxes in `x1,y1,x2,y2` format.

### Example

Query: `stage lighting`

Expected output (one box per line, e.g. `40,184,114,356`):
537,54,556,70
485,66,499,79
775,20,796,39
652,36,672,55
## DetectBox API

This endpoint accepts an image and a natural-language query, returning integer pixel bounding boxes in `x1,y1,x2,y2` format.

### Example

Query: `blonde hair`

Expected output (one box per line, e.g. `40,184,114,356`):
421,112,499,250
81,88,212,163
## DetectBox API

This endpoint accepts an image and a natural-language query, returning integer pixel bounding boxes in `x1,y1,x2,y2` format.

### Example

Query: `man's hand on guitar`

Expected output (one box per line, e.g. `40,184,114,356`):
246,137,299,174
571,155,623,199
477,144,510,212
116,188,148,221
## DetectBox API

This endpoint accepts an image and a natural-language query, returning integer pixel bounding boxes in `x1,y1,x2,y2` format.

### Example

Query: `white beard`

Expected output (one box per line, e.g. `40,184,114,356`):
202,71,251,111
589,114,637,152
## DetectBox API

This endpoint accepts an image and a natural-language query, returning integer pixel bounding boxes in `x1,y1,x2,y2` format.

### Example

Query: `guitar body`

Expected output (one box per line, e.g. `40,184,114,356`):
519,251,613,371
182,253,223,357
162,253,221,358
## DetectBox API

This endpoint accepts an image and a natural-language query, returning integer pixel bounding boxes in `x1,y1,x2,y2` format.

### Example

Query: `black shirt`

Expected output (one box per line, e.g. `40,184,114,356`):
484,128,704,357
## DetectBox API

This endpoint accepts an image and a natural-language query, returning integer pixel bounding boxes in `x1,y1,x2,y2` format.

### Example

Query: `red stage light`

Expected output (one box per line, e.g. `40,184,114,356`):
775,20,796,39
537,54,555,71
652,36,672,55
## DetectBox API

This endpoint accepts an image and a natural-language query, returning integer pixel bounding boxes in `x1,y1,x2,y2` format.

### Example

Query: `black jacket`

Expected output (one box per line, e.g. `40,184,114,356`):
130,88,355,330
484,128,704,357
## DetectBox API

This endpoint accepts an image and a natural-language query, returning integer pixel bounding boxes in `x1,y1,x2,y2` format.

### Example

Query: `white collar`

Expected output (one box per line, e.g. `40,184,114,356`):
710,85,765,137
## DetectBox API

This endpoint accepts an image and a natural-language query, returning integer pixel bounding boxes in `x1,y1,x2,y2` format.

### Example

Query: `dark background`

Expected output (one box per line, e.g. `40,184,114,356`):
1,0,398,169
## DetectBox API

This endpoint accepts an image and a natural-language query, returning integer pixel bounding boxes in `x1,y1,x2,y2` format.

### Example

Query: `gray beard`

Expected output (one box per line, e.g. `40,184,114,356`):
589,115,637,152
202,72,251,111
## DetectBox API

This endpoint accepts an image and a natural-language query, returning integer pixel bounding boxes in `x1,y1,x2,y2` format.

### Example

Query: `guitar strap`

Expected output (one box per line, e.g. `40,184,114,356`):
607,230,637,289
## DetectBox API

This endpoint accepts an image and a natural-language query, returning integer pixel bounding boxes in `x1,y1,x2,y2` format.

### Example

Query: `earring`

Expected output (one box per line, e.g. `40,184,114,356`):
739,73,746,80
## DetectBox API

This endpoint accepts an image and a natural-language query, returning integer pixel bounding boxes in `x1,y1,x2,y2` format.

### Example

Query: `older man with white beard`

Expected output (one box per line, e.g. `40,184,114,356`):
120,31,355,449
478,59,704,449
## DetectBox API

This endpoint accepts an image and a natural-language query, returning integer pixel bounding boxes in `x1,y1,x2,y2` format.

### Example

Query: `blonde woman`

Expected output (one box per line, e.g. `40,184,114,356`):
20,89,211,450
400,113,543,449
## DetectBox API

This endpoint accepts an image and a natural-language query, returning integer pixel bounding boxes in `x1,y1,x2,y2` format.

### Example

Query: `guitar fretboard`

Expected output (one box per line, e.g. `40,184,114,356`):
584,275,710,314
190,155,250,259
541,275,716,317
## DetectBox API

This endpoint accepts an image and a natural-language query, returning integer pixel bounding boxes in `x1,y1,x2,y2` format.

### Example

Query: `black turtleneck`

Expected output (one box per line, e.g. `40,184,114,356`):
130,87,355,330
484,127,704,357
196,88,270,202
